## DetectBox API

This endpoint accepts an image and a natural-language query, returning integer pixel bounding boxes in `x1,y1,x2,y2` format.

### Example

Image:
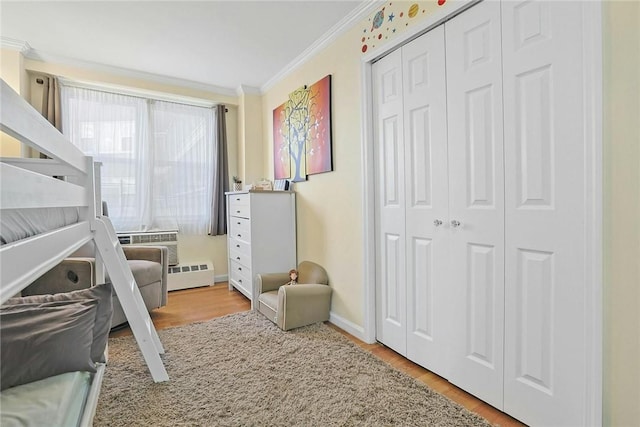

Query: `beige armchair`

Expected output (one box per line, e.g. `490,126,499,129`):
256,261,332,331
24,245,169,328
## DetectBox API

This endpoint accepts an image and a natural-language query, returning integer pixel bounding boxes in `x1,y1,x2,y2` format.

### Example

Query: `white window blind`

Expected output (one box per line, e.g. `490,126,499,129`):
61,85,215,234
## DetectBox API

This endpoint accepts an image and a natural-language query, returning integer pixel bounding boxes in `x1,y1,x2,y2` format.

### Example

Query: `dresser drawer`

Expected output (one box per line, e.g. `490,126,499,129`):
229,247,251,268
229,260,252,293
229,194,250,219
229,238,251,258
230,219,251,242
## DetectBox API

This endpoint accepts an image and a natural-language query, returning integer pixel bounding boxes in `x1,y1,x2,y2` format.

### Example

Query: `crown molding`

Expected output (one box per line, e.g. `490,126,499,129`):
236,85,262,96
0,37,31,53
260,0,385,93
24,48,238,98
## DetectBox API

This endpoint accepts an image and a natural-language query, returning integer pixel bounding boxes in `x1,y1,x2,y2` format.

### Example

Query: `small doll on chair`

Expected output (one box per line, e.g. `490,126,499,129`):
285,269,298,286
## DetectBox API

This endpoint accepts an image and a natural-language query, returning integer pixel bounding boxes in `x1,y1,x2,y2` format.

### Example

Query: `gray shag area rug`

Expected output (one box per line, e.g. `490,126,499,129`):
95,311,491,426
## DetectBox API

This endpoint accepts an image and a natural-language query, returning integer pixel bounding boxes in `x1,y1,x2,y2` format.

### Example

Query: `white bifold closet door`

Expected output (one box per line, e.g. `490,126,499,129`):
373,25,450,378
373,47,407,356
501,1,589,425
444,0,505,409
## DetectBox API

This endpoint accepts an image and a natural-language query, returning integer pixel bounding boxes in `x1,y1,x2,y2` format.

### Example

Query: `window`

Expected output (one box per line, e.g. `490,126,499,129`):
61,85,215,234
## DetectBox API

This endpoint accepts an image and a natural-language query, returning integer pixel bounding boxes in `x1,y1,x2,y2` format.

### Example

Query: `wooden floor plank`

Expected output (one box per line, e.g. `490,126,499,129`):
111,283,525,426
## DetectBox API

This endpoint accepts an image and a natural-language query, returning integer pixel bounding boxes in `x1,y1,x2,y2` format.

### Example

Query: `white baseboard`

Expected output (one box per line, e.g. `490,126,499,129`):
214,274,228,283
329,311,371,343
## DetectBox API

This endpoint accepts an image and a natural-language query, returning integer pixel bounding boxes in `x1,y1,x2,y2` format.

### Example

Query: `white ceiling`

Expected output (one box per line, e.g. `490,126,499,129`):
0,1,371,94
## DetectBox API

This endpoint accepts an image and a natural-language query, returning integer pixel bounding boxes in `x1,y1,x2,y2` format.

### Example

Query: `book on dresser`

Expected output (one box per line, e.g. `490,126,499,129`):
225,190,297,308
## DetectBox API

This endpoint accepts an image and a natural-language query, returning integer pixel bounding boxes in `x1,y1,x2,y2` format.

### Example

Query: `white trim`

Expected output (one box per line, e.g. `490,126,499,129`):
260,0,385,93
57,77,217,109
360,60,377,344
329,311,368,343
582,1,603,425
360,0,603,422
25,49,237,97
235,85,261,96
214,274,228,283
0,36,31,53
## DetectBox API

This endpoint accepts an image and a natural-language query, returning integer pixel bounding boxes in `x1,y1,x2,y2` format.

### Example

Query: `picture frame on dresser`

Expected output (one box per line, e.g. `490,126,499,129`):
225,190,297,308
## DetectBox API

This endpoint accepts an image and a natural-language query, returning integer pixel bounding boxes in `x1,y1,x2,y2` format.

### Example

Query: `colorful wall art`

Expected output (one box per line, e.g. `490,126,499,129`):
273,75,332,182
361,1,452,54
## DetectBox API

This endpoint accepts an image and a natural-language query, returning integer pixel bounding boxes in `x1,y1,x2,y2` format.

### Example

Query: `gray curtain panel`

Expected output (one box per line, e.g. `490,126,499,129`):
40,76,62,159
208,104,229,236
42,76,62,131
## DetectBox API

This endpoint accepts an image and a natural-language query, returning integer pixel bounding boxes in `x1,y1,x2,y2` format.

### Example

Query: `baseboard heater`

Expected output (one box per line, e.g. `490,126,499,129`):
168,261,214,291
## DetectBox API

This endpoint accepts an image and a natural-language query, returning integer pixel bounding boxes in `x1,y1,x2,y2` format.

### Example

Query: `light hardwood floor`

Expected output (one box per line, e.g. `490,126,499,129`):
111,283,525,427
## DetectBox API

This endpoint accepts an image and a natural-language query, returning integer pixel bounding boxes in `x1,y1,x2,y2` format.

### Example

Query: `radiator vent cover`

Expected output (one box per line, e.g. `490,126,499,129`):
167,261,214,291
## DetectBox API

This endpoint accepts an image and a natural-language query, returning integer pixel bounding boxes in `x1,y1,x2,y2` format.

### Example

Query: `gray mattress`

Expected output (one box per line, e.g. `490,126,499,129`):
1,208,80,245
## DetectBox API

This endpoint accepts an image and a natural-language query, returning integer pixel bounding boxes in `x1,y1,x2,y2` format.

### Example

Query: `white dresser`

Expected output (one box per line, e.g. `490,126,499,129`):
226,191,296,307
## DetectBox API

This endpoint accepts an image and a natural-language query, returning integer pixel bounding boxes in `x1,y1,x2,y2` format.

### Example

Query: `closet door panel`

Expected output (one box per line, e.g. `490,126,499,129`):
402,26,451,378
373,49,407,355
502,1,587,425
445,0,505,409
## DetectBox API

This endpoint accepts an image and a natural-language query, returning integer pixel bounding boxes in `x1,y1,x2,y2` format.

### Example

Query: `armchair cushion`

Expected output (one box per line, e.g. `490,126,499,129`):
110,260,161,289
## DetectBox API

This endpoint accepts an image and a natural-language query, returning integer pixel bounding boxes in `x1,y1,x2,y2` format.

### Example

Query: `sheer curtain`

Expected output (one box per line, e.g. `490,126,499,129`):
61,85,215,234
150,100,214,234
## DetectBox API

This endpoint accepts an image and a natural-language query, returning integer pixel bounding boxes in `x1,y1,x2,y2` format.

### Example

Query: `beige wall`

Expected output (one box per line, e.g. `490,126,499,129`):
262,23,366,325
262,1,640,424
0,48,28,157
237,89,265,185
603,1,640,425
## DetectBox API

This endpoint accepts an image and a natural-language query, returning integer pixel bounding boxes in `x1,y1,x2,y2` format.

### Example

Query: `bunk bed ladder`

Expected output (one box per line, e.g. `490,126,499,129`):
93,216,169,382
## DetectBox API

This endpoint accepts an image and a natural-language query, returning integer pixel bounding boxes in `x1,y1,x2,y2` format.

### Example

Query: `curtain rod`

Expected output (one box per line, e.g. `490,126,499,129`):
56,76,223,110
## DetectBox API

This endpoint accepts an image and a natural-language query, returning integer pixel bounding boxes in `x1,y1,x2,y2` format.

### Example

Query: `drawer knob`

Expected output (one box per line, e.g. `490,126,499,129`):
238,267,242,271
237,222,240,225
236,198,240,201
238,279,243,283
236,256,240,260
236,210,241,214
237,234,241,238
236,244,240,248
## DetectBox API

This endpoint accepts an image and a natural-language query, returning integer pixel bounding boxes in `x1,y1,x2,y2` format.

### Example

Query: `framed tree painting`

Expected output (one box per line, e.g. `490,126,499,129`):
273,75,333,182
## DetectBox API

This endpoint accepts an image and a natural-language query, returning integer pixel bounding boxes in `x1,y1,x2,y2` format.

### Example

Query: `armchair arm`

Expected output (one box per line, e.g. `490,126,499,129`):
256,272,290,294
122,246,168,306
277,284,332,331
22,257,96,296
122,245,165,264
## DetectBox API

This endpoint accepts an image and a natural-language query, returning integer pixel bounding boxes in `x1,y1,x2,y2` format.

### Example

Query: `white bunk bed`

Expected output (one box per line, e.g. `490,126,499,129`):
0,79,168,425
